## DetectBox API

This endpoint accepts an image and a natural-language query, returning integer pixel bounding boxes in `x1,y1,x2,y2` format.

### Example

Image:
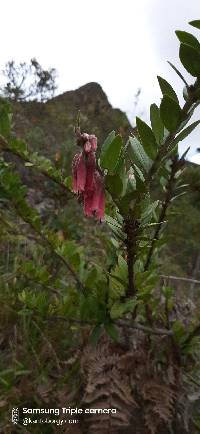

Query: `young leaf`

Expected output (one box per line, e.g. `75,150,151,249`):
150,104,164,144
129,136,152,173
179,43,200,76
136,117,158,160
157,76,179,103
175,30,200,50
174,120,200,145
100,133,123,171
105,173,124,197
104,322,119,341
133,164,145,183
160,95,182,132
90,325,103,346
168,61,188,86
110,298,138,319
189,20,200,30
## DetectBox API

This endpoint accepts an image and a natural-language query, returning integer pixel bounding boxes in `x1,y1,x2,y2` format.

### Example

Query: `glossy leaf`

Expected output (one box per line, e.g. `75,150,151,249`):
90,325,102,346
105,173,124,197
160,95,182,132
100,132,122,171
179,43,200,76
104,322,119,341
175,30,200,50
174,120,200,145
136,117,158,160
110,298,138,319
157,76,179,103
168,61,188,86
150,103,164,144
189,20,200,30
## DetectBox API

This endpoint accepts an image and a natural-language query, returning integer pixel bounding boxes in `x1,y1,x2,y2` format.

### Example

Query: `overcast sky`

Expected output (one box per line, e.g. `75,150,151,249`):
1,0,200,163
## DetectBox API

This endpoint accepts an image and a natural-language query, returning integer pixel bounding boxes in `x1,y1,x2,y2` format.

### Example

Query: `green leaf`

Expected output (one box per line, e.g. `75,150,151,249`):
90,325,102,346
136,117,158,160
105,173,123,197
189,20,200,30
64,176,72,190
110,298,138,319
160,95,182,132
175,30,200,50
157,76,179,103
129,136,152,173
167,61,188,86
105,215,125,241
105,215,122,229
105,322,119,341
100,132,123,171
150,104,164,144
24,162,34,167
141,200,159,222
172,320,185,343
174,120,200,145
179,43,200,76
118,192,137,215
133,164,145,183
0,109,10,138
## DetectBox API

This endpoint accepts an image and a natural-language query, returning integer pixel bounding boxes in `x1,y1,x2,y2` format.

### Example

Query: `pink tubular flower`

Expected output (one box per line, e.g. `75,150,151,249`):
85,151,96,191
84,140,92,153
72,152,86,193
83,190,94,217
89,134,97,152
72,131,105,220
83,171,105,221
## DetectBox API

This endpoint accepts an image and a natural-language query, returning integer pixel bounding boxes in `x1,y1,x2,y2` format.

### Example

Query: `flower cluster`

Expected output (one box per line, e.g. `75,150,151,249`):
72,132,105,221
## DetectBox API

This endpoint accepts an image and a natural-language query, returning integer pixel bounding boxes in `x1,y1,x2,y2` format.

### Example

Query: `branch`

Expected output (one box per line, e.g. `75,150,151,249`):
46,315,173,336
15,205,86,292
124,218,139,297
160,275,200,285
0,134,73,195
146,91,198,184
2,272,61,296
144,156,180,271
1,192,86,292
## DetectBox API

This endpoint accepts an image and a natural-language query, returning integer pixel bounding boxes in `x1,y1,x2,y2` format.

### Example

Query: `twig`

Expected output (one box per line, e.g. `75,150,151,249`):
160,275,200,285
124,218,139,297
116,319,173,336
32,320,61,372
13,203,86,293
0,134,72,195
46,315,173,336
146,91,198,184
144,156,180,271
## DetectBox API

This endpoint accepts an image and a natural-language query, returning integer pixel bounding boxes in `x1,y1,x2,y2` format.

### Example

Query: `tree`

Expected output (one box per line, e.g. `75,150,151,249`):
0,58,57,102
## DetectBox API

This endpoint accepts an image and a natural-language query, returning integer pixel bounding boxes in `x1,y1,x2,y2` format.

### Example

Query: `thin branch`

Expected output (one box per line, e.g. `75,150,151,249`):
2,272,61,296
1,196,86,293
124,218,139,297
46,315,173,336
15,206,86,292
0,134,72,195
160,275,200,285
116,319,173,336
32,320,61,372
144,156,179,271
146,91,197,185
